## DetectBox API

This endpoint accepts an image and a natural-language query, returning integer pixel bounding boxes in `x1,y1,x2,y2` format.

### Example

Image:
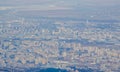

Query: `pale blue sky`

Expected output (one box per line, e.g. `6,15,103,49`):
0,0,120,6
0,0,120,11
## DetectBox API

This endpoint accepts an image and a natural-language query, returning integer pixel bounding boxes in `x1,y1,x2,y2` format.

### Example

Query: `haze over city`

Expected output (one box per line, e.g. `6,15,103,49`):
0,0,120,72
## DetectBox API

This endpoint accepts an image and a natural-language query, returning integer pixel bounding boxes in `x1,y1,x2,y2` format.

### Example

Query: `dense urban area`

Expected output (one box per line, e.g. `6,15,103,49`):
0,0,120,71
0,11,120,72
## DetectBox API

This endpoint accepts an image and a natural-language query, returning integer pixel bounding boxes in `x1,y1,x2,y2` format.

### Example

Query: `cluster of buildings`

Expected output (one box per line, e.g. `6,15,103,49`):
0,17,120,72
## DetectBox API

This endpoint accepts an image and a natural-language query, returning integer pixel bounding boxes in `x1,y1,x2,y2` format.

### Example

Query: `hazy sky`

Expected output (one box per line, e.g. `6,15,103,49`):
0,0,120,11
0,0,120,6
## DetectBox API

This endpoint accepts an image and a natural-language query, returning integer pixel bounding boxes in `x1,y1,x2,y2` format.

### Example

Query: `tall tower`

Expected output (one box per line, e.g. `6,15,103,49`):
86,19,89,24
